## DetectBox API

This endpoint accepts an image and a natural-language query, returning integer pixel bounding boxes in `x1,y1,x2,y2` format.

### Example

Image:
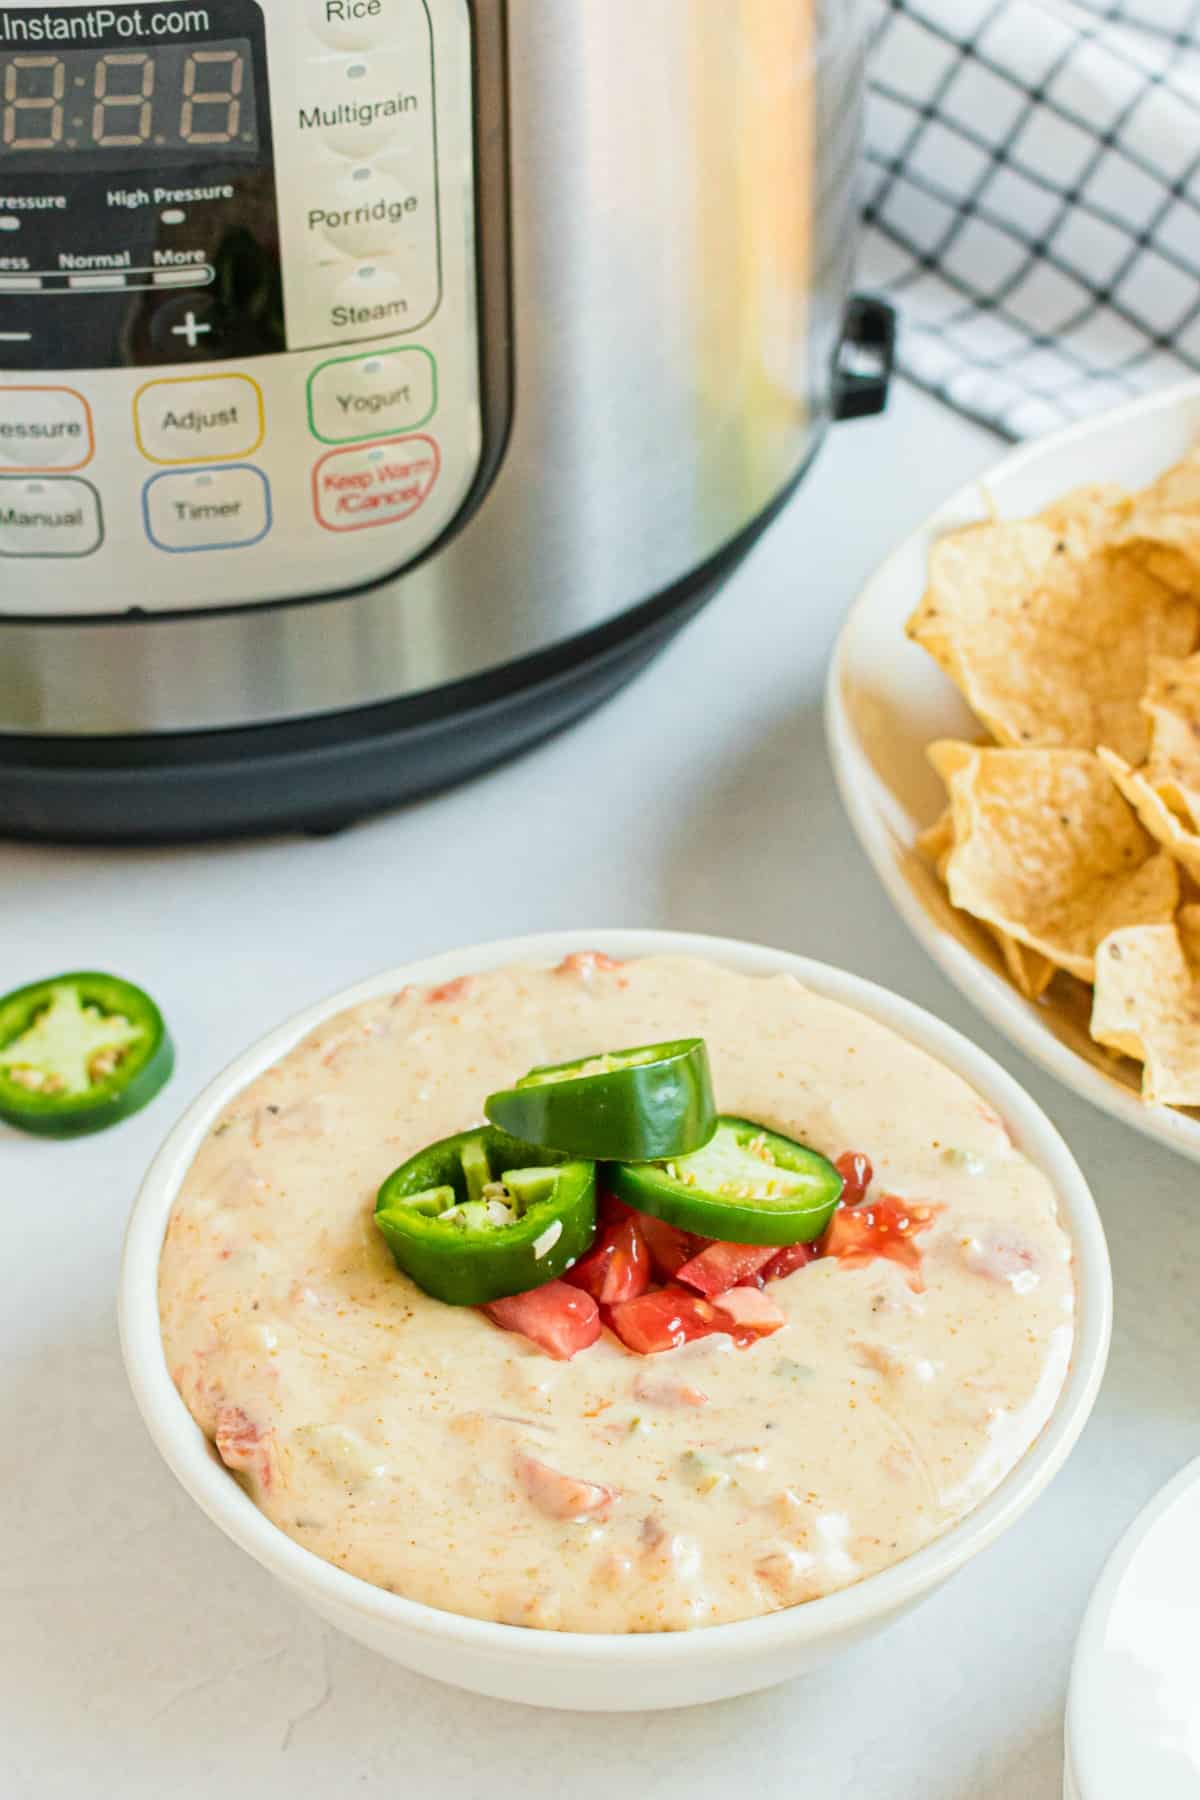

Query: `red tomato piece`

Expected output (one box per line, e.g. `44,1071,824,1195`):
675,1240,778,1297
555,951,625,977
563,1214,652,1306
710,1287,786,1336
635,1211,700,1279
427,976,472,1004
820,1194,940,1287
761,1240,819,1282
483,1281,601,1359
835,1150,874,1207
516,1452,616,1520
606,1286,720,1355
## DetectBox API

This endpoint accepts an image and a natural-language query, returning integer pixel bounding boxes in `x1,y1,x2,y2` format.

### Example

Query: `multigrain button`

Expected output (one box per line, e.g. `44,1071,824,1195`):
312,433,440,531
306,0,418,52
0,476,103,558
308,346,436,444
143,465,272,552
134,374,264,465
0,386,94,471
297,50,429,157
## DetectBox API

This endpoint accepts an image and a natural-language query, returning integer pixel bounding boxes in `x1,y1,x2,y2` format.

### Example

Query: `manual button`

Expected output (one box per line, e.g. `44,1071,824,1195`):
134,374,265,466
0,476,103,558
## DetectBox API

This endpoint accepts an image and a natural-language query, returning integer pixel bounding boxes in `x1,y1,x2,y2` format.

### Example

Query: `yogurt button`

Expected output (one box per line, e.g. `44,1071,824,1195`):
308,346,436,444
0,476,103,557
0,386,93,471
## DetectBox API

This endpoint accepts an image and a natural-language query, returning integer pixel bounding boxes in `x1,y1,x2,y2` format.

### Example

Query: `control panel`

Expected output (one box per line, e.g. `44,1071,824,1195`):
0,0,484,615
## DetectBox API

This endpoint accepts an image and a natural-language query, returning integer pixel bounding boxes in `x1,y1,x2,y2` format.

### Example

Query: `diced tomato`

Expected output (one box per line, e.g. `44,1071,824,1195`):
563,1214,652,1306
556,951,624,977
710,1287,786,1336
606,1286,721,1355
635,1211,700,1279
516,1452,616,1520
835,1151,874,1207
215,1405,272,1491
632,1373,709,1408
761,1240,819,1282
675,1240,778,1297
820,1194,940,1287
484,1281,601,1360
427,976,471,1004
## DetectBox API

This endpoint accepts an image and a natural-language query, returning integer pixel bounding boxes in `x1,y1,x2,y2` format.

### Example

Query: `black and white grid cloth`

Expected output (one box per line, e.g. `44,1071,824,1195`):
862,0,1200,437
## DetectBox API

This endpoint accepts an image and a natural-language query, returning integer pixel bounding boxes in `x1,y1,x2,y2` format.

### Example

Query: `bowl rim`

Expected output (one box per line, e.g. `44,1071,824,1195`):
825,377,1200,1163
119,927,1112,1664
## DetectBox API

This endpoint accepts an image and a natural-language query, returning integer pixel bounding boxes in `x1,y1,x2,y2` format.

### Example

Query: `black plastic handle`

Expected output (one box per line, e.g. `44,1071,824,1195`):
832,294,897,422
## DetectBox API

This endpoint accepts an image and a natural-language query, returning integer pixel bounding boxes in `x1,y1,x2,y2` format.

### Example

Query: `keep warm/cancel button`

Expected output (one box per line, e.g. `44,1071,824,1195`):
312,434,440,532
134,374,265,466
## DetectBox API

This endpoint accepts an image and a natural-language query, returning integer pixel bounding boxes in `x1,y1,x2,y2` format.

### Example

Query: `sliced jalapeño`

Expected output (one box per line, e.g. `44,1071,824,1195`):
0,971,174,1138
485,1038,716,1162
374,1126,597,1306
607,1115,844,1246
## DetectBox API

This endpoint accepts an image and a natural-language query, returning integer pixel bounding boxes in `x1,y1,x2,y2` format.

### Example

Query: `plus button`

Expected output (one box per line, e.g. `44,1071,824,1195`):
170,310,212,350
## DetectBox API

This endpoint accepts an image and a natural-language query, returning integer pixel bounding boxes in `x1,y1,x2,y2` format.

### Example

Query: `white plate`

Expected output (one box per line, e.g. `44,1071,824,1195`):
827,380,1200,1164
1065,1456,1200,1799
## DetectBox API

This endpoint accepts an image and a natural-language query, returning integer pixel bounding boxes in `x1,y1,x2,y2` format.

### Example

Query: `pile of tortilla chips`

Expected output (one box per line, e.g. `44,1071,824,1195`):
908,447,1200,1109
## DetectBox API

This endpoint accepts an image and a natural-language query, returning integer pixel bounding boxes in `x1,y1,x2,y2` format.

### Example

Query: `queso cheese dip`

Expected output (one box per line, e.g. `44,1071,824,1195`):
158,954,1075,1633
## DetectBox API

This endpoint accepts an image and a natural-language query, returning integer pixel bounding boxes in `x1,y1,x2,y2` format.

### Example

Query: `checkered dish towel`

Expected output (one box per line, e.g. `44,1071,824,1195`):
862,0,1200,437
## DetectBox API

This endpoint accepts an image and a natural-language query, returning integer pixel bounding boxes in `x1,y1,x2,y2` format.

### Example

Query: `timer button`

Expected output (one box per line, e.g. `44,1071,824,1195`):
143,466,272,553
307,0,423,52
134,374,265,466
0,477,103,559
0,387,94,473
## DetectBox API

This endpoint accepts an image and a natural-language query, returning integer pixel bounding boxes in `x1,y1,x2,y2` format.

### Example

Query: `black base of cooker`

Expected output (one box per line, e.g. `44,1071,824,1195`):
0,471,800,847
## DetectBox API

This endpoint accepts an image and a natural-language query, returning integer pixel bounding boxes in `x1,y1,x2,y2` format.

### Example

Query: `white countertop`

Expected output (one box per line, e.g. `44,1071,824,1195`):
5,381,1198,1800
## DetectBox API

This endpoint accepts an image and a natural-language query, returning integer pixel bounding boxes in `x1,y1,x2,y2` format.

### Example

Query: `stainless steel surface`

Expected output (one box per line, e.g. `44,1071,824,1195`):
0,0,869,736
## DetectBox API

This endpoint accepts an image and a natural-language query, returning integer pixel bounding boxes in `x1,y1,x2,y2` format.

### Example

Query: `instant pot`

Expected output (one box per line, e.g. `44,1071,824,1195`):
0,0,890,841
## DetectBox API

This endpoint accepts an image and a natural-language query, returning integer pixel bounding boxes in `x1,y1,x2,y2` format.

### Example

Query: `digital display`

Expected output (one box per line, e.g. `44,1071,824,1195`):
0,38,258,163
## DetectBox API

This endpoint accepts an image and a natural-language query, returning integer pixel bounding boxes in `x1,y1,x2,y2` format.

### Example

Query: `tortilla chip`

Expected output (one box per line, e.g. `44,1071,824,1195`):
986,928,1057,1002
1091,906,1200,1104
929,742,1180,981
1141,654,1200,830
1097,747,1200,886
916,809,955,875
908,506,1198,765
1117,447,1200,592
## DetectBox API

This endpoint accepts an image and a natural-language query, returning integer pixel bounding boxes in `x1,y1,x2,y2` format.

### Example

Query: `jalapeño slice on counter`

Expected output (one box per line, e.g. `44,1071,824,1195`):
0,971,174,1138
484,1039,716,1162
375,1126,597,1307
608,1116,844,1246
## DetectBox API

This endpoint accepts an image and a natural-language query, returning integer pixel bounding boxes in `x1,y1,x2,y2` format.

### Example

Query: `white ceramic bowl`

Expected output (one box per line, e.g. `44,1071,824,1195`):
1064,1455,1200,1800
827,380,1200,1164
119,929,1112,1711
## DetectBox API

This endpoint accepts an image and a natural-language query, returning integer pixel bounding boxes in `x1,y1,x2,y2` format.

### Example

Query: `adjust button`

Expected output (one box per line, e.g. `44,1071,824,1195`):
312,433,440,531
143,466,272,553
308,346,436,444
0,385,94,471
134,374,265,466
0,476,103,558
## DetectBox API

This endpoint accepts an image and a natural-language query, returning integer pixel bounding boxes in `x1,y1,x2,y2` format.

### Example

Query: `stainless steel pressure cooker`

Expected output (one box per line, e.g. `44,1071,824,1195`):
0,0,889,841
